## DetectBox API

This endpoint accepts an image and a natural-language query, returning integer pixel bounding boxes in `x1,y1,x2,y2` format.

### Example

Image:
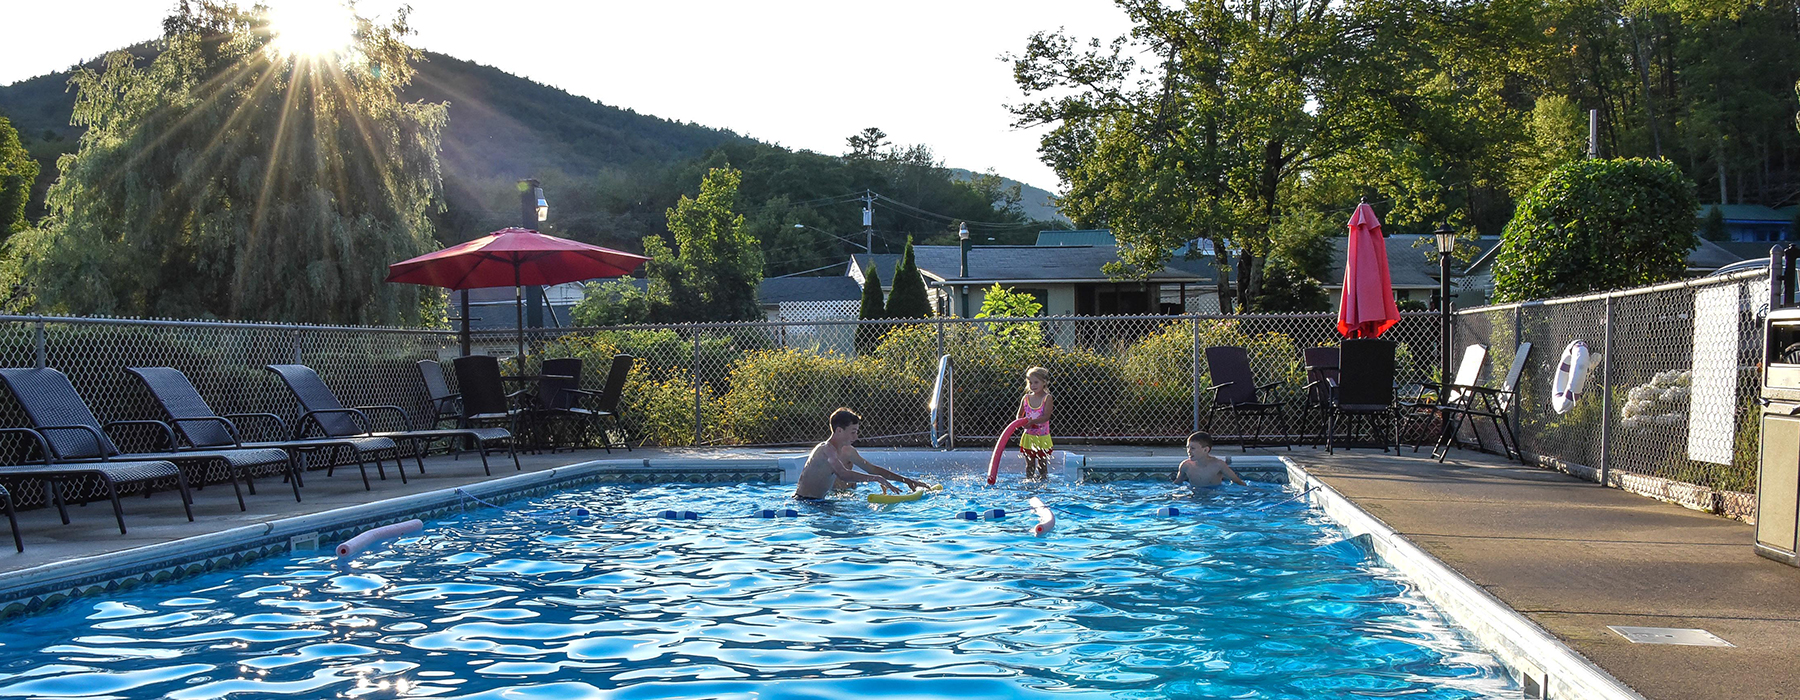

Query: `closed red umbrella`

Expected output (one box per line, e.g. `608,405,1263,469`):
1336,203,1401,339
387,227,650,358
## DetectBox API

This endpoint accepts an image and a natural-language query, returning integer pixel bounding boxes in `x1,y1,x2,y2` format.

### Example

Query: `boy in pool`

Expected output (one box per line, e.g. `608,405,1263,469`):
795,408,928,500
1175,431,1247,491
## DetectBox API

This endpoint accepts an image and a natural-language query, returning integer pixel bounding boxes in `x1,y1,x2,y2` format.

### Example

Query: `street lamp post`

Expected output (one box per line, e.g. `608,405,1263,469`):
1434,224,1456,387
518,179,547,359
958,222,971,318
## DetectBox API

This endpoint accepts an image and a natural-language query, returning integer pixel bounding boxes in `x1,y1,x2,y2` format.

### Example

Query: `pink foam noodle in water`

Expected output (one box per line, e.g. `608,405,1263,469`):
989,417,1032,485
336,519,423,557
1028,497,1056,536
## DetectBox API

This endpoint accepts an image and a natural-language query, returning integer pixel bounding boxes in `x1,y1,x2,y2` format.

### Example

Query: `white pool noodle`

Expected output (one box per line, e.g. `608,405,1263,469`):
1029,497,1055,537
336,519,423,557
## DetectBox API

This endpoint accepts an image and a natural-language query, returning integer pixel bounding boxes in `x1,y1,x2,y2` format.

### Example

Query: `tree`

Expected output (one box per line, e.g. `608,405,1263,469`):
885,237,933,318
0,118,37,237
1251,259,1330,313
975,284,1045,350
855,265,886,354
845,127,889,161
1008,0,1439,311
644,165,762,323
3,3,446,323
1492,158,1699,302
1700,206,1728,241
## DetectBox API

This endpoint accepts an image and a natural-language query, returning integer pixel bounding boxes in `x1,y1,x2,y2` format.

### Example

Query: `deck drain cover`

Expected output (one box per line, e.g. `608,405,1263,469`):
1608,626,1734,647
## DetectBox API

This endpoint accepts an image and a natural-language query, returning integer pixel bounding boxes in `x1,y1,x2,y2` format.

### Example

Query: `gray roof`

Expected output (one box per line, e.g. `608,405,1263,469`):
1036,230,1117,246
851,245,1218,286
1324,235,1458,289
757,276,862,305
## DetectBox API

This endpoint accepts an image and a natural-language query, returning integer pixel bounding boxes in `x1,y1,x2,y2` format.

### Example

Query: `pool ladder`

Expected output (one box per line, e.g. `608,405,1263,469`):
929,354,954,449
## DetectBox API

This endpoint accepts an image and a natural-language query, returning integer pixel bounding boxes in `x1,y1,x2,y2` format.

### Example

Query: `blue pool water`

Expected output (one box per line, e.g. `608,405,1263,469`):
0,476,1516,699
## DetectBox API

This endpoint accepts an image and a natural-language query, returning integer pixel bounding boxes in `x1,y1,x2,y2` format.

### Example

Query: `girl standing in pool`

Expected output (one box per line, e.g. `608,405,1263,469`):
1017,366,1055,480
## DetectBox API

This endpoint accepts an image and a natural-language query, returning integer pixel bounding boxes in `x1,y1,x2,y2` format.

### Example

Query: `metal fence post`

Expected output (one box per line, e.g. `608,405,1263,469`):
32,316,45,369
1599,295,1614,486
1190,315,1202,432
692,330,703,446
936,316,946,360
291,329,302,364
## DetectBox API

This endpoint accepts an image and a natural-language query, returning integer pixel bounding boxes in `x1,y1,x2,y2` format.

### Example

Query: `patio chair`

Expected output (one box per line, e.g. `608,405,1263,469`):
0,367,291,512
1300,347,1340,447
1399,344,1488,452
1326,339,1399,455
450,355,532,453
1203,346,1291,451
126,366,402,493
265,364,520,477
1434,342,1531,463
534,355,633,453
0,427,190,536
416,360,462,430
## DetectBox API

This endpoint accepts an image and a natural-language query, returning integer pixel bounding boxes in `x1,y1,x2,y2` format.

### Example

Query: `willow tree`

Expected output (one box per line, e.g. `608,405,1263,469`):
0,117,36,237
5,3,446,324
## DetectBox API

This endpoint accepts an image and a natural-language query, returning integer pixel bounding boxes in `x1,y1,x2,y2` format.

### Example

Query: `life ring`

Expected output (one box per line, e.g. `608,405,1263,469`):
1551,340,1592,415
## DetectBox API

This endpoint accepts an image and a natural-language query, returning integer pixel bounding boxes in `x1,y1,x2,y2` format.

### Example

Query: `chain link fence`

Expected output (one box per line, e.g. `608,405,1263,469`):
1454,270,1767,503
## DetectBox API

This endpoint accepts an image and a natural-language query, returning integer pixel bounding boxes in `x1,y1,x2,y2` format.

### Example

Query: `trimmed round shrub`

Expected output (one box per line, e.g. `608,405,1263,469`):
1493,158,1698,302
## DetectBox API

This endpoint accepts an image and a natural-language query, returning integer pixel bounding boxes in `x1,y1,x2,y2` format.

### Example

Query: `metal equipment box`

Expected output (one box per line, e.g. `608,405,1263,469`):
1759,246,1800,566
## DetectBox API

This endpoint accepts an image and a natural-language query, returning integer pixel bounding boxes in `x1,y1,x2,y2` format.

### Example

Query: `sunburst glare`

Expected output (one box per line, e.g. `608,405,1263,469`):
265,0,357,58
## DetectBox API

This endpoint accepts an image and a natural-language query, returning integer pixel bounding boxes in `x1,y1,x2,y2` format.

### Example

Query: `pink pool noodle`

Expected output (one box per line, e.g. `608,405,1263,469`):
1029,497,1055,536
988,417,1032,485
336,519,423,557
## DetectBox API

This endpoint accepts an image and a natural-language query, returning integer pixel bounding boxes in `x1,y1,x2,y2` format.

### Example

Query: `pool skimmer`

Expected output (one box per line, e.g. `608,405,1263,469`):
1607,626,1734,647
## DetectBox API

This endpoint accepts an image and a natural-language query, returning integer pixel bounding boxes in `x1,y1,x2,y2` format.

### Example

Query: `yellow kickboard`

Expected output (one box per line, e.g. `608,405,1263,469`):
868,483,942,504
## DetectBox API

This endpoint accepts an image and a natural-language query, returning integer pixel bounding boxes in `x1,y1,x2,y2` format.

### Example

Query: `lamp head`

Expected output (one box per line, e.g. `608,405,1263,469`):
1434,224,1455,254
534,187,548,222
958,222,969,240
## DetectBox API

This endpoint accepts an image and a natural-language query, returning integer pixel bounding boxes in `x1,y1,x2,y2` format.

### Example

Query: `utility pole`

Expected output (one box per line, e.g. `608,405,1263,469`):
1588,109,1599,159
862,190,875,253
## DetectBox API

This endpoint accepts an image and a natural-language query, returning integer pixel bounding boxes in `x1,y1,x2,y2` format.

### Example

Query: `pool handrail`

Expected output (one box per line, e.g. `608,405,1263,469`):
929,354,954,450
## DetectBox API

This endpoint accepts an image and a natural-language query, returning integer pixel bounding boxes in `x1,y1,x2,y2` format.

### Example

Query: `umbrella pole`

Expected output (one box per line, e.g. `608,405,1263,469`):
460,291,471,356
515,263,526,363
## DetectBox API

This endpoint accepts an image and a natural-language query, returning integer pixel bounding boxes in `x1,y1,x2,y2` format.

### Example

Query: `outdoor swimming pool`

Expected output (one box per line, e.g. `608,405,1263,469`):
0,476,1517,699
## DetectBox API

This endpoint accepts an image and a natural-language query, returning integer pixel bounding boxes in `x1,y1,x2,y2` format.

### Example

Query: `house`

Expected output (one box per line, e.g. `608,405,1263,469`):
1697,204,1792,242
847,244,1226,318
1459,237,1744,306
1319,236,1503,311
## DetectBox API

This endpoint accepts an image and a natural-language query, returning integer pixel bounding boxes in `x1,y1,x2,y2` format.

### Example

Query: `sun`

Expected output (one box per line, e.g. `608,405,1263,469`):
265,0,358,58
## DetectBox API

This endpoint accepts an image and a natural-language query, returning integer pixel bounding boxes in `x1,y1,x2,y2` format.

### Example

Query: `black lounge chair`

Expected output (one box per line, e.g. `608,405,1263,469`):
417,360,462,430
1203,346,1290,451
265,364,519,477
533,355,633,453
0,368,289,512
126,367,402,493
0,483,20,552
1325,339,1400,454
0,427,190,536
1434,342,1531,463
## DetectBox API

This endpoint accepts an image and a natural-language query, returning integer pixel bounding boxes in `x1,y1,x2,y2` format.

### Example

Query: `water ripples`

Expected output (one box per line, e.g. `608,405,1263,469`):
0,480,1515,698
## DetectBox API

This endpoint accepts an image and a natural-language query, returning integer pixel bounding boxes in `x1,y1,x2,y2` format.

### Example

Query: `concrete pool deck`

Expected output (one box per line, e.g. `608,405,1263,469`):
0,443,1789,699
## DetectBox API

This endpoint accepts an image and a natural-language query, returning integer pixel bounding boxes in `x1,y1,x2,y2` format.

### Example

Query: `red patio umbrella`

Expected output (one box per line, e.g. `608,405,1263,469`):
1336,203,1401,339
387,227,650,358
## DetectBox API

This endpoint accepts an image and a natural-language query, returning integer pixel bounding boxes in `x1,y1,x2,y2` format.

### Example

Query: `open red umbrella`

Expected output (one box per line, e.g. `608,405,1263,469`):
1336,203,1401,339
387,227,650,358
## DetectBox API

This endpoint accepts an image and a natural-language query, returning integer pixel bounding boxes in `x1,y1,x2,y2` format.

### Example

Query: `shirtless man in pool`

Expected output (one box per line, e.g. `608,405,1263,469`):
794,408,927,500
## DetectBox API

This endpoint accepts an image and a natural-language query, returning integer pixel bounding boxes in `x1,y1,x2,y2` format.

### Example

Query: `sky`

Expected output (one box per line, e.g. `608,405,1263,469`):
0,0,1142,192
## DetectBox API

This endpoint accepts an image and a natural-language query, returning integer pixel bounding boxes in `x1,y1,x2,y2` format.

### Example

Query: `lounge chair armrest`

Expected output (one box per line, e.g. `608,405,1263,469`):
103,419,178,452
354,405,415,432
1255,381,1282,391
223,413,290,441
0,428,55,465
168,416,243,447
35,424,115,461
296,408,372,439
1205,382,1234,392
